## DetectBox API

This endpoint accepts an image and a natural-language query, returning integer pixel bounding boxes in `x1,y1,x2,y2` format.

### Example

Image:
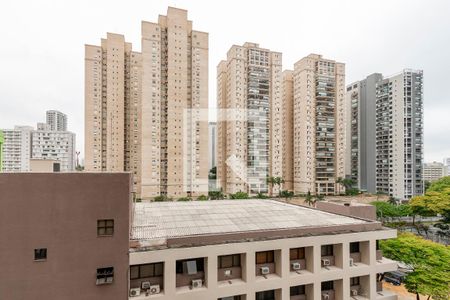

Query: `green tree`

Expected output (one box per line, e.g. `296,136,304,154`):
314,194,324,206
154,195,171,202
304,191,315,207
336,177,356,195
177,197,192,201
267,176,285,195
427,176,450,193
255,192,268,199
229,191,249,199
410,189,450,223
279,190,294,201
387,196,398,205
380,233,450,300
208,166,217,180
208,190,225,200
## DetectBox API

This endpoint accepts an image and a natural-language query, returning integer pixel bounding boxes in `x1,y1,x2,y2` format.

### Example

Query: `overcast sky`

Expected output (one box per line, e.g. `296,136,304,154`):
1,0,449,162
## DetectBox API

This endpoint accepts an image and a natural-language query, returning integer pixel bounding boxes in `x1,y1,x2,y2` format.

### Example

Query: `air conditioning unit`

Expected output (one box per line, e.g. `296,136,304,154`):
224,269,232,277
322,294,330,300
149,285,161,295
292,262,301,270
141,281,151,290
349,258,354,267
191,279,203,288
351,289,359,296
322,258,331,266
129,288,141,297
260,266,270,275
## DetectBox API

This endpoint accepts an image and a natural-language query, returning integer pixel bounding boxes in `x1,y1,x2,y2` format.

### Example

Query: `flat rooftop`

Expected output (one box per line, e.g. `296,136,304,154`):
131,200,381,250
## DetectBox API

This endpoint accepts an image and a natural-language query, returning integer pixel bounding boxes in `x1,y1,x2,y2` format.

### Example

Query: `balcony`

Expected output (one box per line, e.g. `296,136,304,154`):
218,254,245,286
175,258,206,293
290,284,313,300
321,244,342,271
289,247,313,276
349,275,370,299
255,250,280,280
349,241,370,267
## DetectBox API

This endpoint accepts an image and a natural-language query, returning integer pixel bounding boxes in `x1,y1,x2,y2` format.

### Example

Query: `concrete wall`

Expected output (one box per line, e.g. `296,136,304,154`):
316,201,376,221
0,173,131,300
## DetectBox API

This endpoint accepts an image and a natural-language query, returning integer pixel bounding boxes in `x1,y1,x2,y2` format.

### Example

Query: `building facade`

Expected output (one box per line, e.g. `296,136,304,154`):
443,158,450,176
141,7,209,199
292,54,346,195
85,33,142,193
375,70,424,200
0,173,131,300
217,43,282,195
1,126,33,172
423,162,447,182
209,122,217,170
85,7,209,199
281,70,294,192
130,200,398,300
345,74,383,193
46,110,67,131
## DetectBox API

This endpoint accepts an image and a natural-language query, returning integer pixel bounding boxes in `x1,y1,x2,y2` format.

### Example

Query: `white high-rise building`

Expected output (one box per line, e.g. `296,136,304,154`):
209,122,217,170
46,110,67,131
375,70,424,200
1,126,33,172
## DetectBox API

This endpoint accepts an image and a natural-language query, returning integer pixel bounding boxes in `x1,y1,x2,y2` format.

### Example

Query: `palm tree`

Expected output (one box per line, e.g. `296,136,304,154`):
304,191,314,207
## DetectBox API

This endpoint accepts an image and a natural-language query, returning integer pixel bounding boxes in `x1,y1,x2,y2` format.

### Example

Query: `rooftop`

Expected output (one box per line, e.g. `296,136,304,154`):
131,200,380,250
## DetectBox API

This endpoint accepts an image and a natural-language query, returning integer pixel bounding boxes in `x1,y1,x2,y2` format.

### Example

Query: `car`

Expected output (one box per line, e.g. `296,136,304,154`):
384,271,406,286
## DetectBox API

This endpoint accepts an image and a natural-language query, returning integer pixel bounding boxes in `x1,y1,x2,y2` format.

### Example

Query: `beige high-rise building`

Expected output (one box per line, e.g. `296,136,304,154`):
217,43,282,195
141,7,208,199
291,54,346,195
85,33,142,194
85,7,209,199
281,70,294,192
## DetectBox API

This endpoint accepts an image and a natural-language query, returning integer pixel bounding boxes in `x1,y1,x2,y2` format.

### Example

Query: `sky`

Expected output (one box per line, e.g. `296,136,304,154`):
1,0,449,162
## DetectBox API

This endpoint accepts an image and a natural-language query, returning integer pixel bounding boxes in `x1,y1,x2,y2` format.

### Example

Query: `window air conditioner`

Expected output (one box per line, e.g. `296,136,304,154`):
322,258,331,266
141,281,151,290
351,289,359,296
191,279,203,288
322,294,330,300
149,285,161,295
129,288,141,297
260,266,270,275
292,262,301,270
224,269,232,276
349,258,354,266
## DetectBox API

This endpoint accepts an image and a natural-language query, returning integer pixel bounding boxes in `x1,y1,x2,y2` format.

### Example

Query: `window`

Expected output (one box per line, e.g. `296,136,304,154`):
176,258,204,274
256,290,275,300
376,240,380,250
290,285,305,296
321,245,333,256
34,248,47,261
290,248,305,260
130,262,163,280
218,254,240,268
256,251,274,264
219,297,242,300
97,219,114,236
96,267,114,285
350,277,360,286
350,242,360,253
321,281,334,291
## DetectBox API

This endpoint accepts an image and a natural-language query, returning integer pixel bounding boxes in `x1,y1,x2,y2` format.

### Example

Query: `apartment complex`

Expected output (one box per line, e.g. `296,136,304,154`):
217,43,282,195
85,32,142,191
443,158,450,176
0,173,131,300
345,74,383,193
130,200,398,300
1,126,33,172
46,110,67,131
85,7,209,199
209,122,217,170
290,54,346,195
375,70,424,200
423,161,447,182
281,70,294,192
1,173,398,300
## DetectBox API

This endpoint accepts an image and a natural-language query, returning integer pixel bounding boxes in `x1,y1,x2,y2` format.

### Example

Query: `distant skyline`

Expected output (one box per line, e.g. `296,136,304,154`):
1,0,449,162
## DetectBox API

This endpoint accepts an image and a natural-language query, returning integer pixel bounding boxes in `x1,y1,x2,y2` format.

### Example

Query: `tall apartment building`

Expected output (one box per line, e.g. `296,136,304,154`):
345,73,383,193
46,110,67,131
1,126,33,172
423,161,447,182
443,158,450,176
291,54,345,195
85,33,142,193
0,130,3,171
1,172,399,300
85,7,208,199
217,43,282,195
209,122,217,170
375,70,424,200
141,7,208,198
281,70,294,192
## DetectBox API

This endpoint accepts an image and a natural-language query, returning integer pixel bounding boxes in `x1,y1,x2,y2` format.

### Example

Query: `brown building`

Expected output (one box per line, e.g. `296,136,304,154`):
85,7,209,200
0,173,131,300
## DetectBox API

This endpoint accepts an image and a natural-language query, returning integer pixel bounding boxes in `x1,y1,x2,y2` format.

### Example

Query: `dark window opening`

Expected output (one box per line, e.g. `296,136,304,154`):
218,254,241,268
290,285,306,296
176,258,204,274
34,248,47,261
97,219,114,236
96,267,114,285
130,262,163,280
290,247,305,260
321,245,333,256
256,251,274,264
350,277,360,286
256,290,275,300
350,242,360,253
321,281,334,291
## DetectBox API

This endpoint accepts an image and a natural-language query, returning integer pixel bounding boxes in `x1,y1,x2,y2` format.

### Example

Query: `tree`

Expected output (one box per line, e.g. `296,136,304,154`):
370,201,412,223
314,194,324,207
208,166,217,180
410,190,450,223
177,197,192,201
427,176,450,193
208,190,225,200
336,177,356,195
229,191,249,199
267,176,285,195
304,191,315,207
380,233,450,300
387,196,398,205
154,195,171,202
255,192,268,199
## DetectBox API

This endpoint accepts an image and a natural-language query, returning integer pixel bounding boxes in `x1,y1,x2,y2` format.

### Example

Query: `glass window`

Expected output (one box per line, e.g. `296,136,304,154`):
34,248,47,261
130,263,163,279
97,219,114,236
256,251,274,264
290,248,305,260
321,281,334,291
290,285,305,296
350,242,360,253
350,277,360,286
321,245,333,256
